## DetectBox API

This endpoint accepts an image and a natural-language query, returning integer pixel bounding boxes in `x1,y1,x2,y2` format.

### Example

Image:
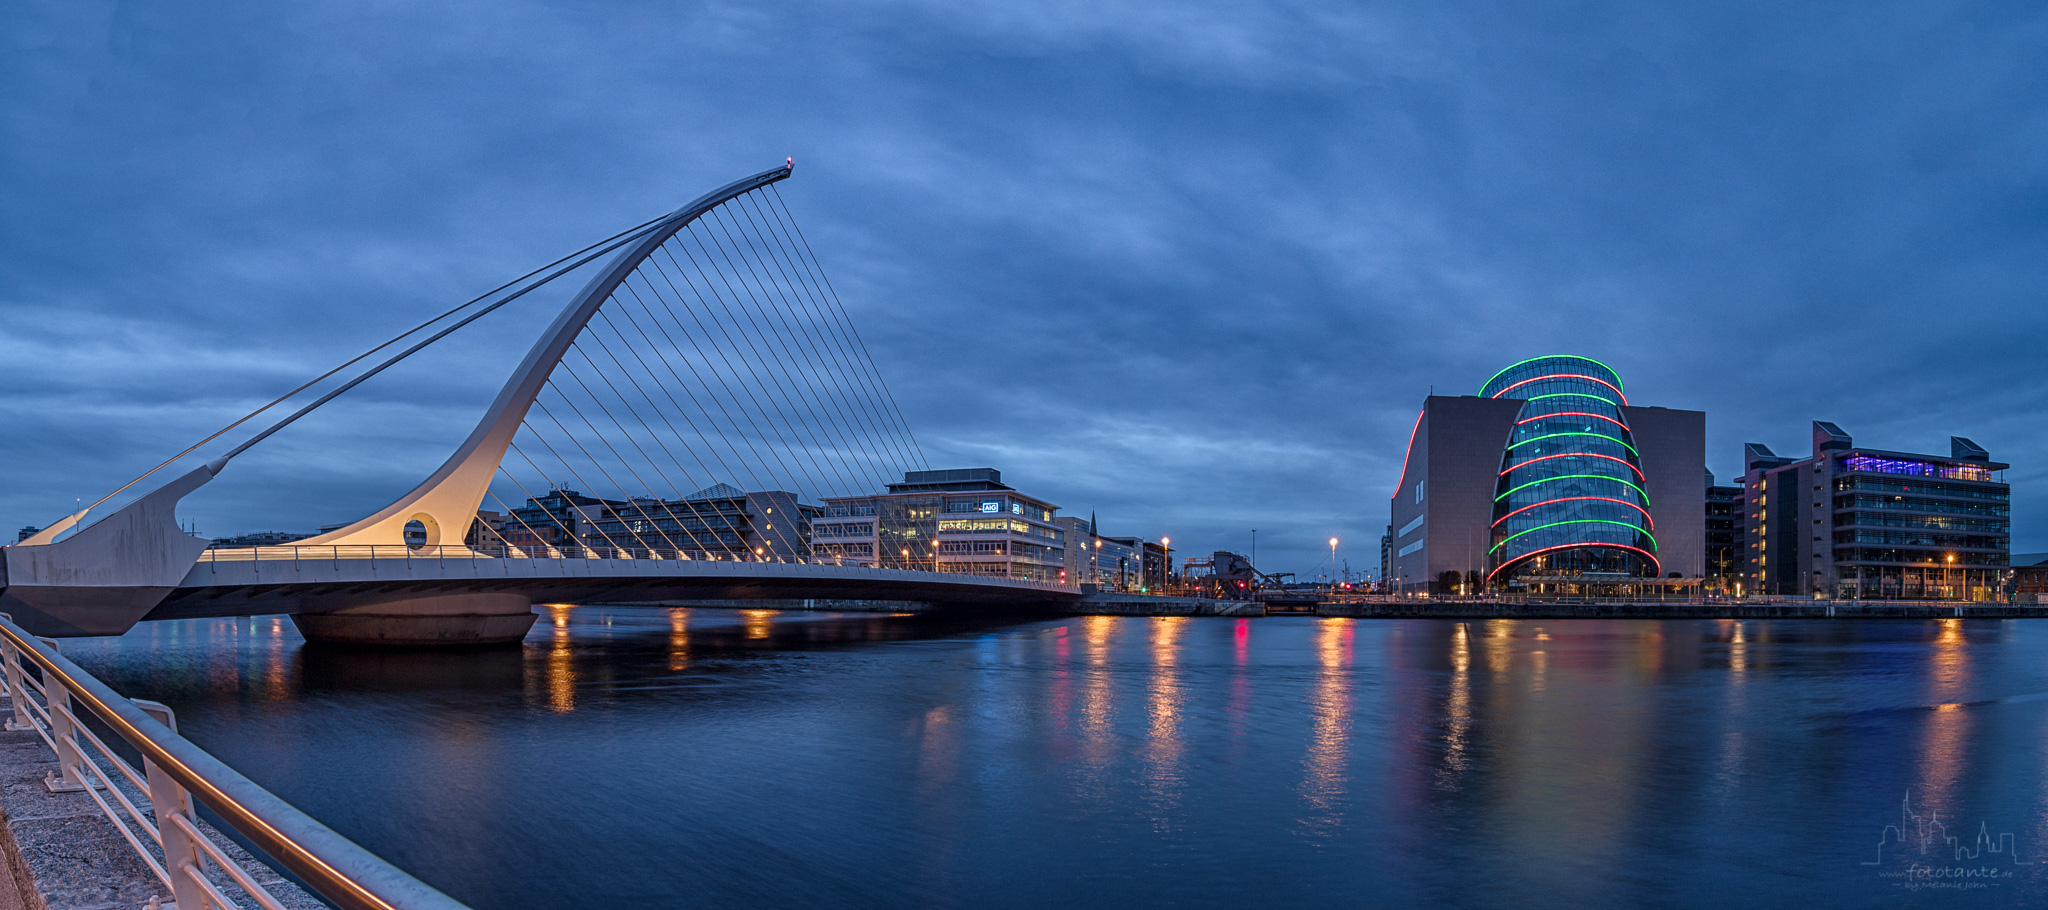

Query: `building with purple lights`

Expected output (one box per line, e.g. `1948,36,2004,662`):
1739,422,2010,599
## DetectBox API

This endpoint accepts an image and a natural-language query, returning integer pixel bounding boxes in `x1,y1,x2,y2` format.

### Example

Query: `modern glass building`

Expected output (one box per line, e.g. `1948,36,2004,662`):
1482,356,1659,587
1387,355,1702,596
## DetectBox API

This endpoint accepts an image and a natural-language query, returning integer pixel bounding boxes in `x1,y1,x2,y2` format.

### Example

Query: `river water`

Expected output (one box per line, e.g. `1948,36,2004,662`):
61,609,2048,909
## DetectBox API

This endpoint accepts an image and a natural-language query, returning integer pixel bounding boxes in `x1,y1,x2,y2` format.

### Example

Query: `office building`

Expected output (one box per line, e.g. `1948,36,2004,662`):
492,485,815,560
813,468,1065,582
1740,423,2009,599
1387,355,1706,594
1705,472,1741,592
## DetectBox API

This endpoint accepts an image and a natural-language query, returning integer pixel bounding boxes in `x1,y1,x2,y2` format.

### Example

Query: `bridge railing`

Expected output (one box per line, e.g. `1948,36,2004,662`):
202,543,812,562
199,544,1074,582
0,612,471,910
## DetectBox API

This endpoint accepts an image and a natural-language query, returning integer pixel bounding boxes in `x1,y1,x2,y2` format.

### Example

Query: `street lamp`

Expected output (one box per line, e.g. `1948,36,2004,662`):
1329,537,1339,593
1162,536,1171,593
1948,553,1957,600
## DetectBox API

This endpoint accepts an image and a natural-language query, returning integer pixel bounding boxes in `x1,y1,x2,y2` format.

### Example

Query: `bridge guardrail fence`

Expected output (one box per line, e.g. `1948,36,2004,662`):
197,544,1081,587
0,612,471,910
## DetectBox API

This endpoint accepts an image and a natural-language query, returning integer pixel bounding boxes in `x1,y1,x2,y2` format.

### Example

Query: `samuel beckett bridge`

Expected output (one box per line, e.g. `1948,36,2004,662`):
0,161,1077,646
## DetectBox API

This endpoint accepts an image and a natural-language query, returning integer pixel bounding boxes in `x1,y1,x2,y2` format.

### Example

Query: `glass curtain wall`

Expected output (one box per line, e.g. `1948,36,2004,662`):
1483,356,1659,589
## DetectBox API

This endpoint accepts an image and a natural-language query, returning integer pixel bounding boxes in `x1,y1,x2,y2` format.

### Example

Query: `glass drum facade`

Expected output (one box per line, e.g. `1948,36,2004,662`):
1483,356,1659,587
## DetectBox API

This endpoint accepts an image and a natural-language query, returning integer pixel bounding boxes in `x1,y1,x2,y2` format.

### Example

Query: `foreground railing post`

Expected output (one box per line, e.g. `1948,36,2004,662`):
135,699,208,910
45,660,94,793
1,639,31,733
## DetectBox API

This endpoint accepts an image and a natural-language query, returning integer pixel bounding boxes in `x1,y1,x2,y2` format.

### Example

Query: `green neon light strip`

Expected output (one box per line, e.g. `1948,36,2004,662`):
1527,392,1620,408
1479,355,1625,397
1491,519,1658,555
1506,431,1639,457
1496,473,1650,503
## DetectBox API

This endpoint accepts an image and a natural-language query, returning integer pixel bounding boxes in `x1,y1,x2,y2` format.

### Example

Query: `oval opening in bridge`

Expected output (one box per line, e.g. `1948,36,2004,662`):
404,519,428,550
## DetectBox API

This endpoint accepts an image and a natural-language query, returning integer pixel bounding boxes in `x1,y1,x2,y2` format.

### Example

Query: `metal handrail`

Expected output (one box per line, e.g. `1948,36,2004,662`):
196,543,1078,581
0,612,469,910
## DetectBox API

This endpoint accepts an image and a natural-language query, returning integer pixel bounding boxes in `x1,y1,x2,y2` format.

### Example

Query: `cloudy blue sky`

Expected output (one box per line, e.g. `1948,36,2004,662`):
4,0,2046,577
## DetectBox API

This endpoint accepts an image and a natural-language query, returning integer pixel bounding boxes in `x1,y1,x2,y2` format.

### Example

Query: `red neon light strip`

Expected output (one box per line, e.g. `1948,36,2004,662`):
1486,542,1661,583
1490,374,1629,405
1390,408,1424,501
1499,452,1644,480
1491,496,1654,531
1515,411,1630,431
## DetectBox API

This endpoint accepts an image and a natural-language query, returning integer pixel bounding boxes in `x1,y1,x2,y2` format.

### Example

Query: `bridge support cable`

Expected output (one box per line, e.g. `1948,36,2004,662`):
605,283,791,501
505,433,637,554
630,252,823,501
767,184,928,471
730,193,920,476
700,204,900,496
542,361,716,554
579,312,765,500
668,223,868,499
523,399,683,554
713,200,907,493
555,334,756,553
749,189,917,469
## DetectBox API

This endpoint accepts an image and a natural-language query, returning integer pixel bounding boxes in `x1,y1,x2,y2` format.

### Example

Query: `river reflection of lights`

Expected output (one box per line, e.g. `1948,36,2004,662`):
1299,618,1353,835
1143,618,1188,826
1073,616,1119,801
1713,621,1749,791
667,608,690,671
546,604,576,714
916,703,958,794
1484,618,1515,674
1439,622,1473,788
741,609,776,640
264,616,288,701
1917,618,1971,810
1727,620,1748,675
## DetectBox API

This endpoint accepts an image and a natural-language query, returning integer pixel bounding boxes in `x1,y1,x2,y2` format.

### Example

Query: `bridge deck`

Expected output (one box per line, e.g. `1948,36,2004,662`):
151,551,1078,621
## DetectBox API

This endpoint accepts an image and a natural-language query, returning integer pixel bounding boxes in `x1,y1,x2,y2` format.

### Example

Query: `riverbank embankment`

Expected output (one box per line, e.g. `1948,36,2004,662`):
1067,596,2048,620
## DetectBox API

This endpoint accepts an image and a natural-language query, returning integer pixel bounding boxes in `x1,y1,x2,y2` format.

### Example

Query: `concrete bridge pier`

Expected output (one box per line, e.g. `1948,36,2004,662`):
290,591,537,646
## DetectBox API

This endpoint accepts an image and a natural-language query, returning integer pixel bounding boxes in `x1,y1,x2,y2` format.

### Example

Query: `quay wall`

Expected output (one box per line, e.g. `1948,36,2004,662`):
1063,595,2048,620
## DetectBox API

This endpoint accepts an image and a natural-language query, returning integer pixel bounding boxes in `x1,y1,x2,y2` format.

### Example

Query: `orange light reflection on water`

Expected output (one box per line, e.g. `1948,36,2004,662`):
1299,618,1353,835
546,604,575,714
1916,618,1971,811
1143,618,1187,827
667,608,690,671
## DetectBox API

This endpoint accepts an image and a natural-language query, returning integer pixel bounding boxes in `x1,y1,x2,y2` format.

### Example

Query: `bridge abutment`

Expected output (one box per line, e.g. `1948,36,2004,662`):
291,592,536,646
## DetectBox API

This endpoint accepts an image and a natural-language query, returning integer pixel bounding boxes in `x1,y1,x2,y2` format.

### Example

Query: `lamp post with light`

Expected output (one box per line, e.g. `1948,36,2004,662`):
1329,537,1339,594
1161,536,1171,593
1948,553,1957,601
